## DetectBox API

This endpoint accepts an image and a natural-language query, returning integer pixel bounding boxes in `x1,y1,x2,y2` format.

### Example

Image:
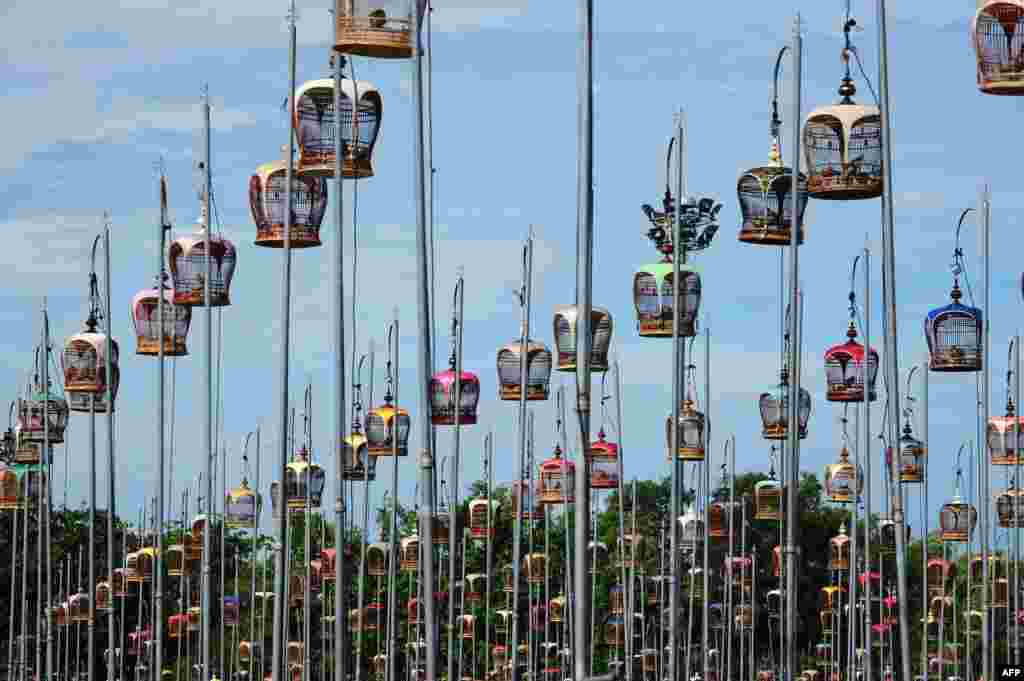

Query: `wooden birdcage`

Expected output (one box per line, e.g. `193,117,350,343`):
238,640,259,663
250,157,327,249
552,305,613,373
829,528,850,571
127,548,156,584
736,149,809,246
464,573,484,603
317,548,337,581
400,536,419,572
666,397,706,462
348,608,365,632
495,611,514,637
803,76,882,200
725,556,753,589
366,542,388,576
734,604,753,629
820,610,836,636
588,430,619,490
608,584,626,614
130,279,190,356
63,329,120,412
538,445,575,504
167,218,237,307
226,478,259,529
973,2,1024,95
287,642,303,667
939,494,977,542
456,614,476,640
168,615,188,640
166,544,186,577
365,395,410,456
127,629,150,655
926,559,957,596
293,77,381,179
523,553,546,584
617,533,643,569
589,540,608,574
633,261,701,338
604,614,626,648
820,586,844,611
429,367,480,426
825,448,861,504
270,448,326,517
111,569,128,598
223,596,240,626
549,595,566,624
16,387,68,444
988,402,1024,465
496,336,553,401
510,480,544,520
873,518,908,556
898,422,925,483
759,368,810,440
430,513,450,545
754,475,783,521
997,485,1024,527
0,466,22,511
468,498,498,539
678,506,704,546
824,322,878,402
925,281,982,372
333,0,417,59
95,580,113,613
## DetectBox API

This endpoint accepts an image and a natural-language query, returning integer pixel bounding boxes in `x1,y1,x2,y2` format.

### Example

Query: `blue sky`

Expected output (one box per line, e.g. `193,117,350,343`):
1,1,1020,551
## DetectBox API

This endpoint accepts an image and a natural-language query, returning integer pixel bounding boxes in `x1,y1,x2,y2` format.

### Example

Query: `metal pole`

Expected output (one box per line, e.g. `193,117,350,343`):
572,0,595,679
862,244,873,681
483,432,493,679
613,360,629,681
702,326,711,681
43,307,54,681
103,226,116,681
979,183,991,681
784,15,802,681
922,359,929,681
1015,335,1021,666
8,486,18,681
272,2,298,680
88,394,96,681
873,1,913,679
447,276,465,681
410,0,438,673
331,44,348,681
155,174,168,681
200,84,214,681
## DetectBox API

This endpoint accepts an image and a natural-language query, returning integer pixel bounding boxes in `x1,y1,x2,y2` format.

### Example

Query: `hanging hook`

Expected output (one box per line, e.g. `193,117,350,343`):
384,322,395,403
353,353,368,430
448,274,462,369
664,136,676,200
1006,340,1015,415
770,46,790,143
952,208,975,279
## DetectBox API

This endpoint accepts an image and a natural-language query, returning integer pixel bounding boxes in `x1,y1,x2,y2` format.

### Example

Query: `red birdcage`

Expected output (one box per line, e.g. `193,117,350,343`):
130,276,191,356
537,445,575,505
168,209,237,306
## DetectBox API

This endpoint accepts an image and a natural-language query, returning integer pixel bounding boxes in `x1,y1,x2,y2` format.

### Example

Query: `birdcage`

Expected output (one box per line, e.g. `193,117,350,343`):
803,75,882,200
164,544,185,578
250,157,327,249
586,429,620,489
333,0,417,58
492,644,509,667
168,614,188,640
168,221,237,307
896,421,926,483
939,495,977,542
735,604,754,629
549,595,566,624
759,368,811,440
926,558,957,596
815,642,832,668
126,549,156,584
725,556,753,590
366,543,388,576
342,426,376,482
496,337,553,401
523,552,546,584
66,589,90,624
287,642,303,667
130,279,191,356
997,485,1024,527
238,641,260,663
12,437,39,465
222,596,240,626
272,447,326,514
126,629,150,655
665,396,706,462
495,611,514,637
95,580,113,614
399,536,419,572
501,565,522,594
873,518,909,556
617,532,643,569
973,2,1024,94
348,607,365,633
678,505,704,546
824,448,861,504
824,322,878,402
184,532,201,561
429,367,481,426
925,281,982,372
766,589,783,617
551,305,613,373
365,395,411,456
736,149,810,247
510,480,544,520
429,513,450,545
820,610,837,636
708,500,743,539
63,329,120,408
316,548,336,581
829,527,850,571
529,603,547,632
293,78,381,179
988,403,1024,465
463,573,484,603
589,540,609,574
16,387,68,445
757,668,775,681
538,445,575,505
455,614,475,641
287,574,306,607
226,479,259,529
111,569,128,598
468,498,498,539
754,475,783,521
633,261,701,338
820,586,844,612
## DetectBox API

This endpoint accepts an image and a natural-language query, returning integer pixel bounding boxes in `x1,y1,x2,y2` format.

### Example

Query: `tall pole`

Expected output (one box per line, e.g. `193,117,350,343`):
103,223,116,681
447,275,465,681
862,244,872,681
88,392,96,681
922,359,929,681
43,305,54,681
201,84,214,681
874,1,913,678
979,183,991,681
272,2,298,680
331,43,348,681
155,174,169,681
784,14,802,681
702,326,711,681
1015,335,1021,666
411,0,438,672
572,2,595,681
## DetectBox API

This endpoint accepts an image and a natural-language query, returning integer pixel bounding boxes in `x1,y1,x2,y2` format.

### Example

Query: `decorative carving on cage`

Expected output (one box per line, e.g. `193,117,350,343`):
63,328,120,408
802,49,882,202
552,305,612,373
939,475,977,542
168,214,237,306
468,498,498,539
588,429,619,489
754,472,783,521
824,322,878,403
678,505,704,546
399,535,419,572
250,157,327,249
496,336,553,401
604,615,626,647
759,366,810,440
293,78,381,180
973,2,1024,95
510,479,544,520
226,478,259,529
131,277,191,356
926,221,983,372
997,485,1024,527
538,445,575,504
829,526,850,571
824,447,861,504
632,261,701,338
366,542,388,576
16,387,68,445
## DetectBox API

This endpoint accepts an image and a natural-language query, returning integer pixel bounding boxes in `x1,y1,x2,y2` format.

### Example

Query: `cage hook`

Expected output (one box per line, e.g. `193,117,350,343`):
383,322,395,403
353,354,368,431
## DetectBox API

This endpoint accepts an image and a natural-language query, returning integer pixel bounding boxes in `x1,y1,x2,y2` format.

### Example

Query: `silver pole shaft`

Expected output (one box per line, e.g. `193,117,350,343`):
1015,335,1021,666
921,359,929,681
874,1,913,678
103,226,115,681
613,360,629,681
572,0,595,679
332,46,348,681
8,483,18,681
87,395,96,681
784,14,802,681
863,244,872,681
155,180,167,681
272,3,298,680
447,277,464,681
702,326,710,681
668,109,684,681
979,183,991,681
43,306,54,681
510,239,531,681
410,0,437,674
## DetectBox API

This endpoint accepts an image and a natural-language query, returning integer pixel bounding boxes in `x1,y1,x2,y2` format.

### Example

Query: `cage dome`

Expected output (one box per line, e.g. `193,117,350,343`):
429,366,480,426
552,305,613,373
225,478,260,529
16,386,68,445
538,445,574,505
496,336,553,401
633,261,701,338
973,2,1024,95
333,0,420,59
736,156,809,245
759,368,811,440
824,322,878,402
925,282,982,372
824,447,862,504
131,275,191,356
168,215,237,307
802,77,882,201
250,158,328,249
365,395,410,456
294,78,382,179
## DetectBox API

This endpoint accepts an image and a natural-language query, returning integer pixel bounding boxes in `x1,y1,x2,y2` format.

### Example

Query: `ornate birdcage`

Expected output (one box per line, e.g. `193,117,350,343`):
926,225,982,371
757,668,775,681
63,326,120,409
666,398,706,463
973,2,1024,94
926,558,956,597
829,526,850,571
939,475,977,542
365,371,411,455
95,580,113,614
456,614,476,641
759,366,810,440
287,642,303,666
238,640,259,663
604,614,626,647
363,601,382,631
318,548,337,581
12,437,39,465
824,321,878,403
495,611,514,637
430,513,449,545
617,532,643,569
538,445,575,505
342,407,376,482
802,32,882,202
988,397,1024,465
223,596,240,626
825,447,862,504
523,552,546,584
226,478,259,529
270,447,326,516
186,606,200,631
897,418,925,483
496,334,553,401
293,77,381,179
468,498,498,539
165,544,186,577
399,535,419,572
820,609,837,636
633,260,701,338
168,209,237,306
464,573,485,603
16,385,68,445
366,542,388,576
608,584,625,614
126,548,156,584
404,598,423,625
734,604,753,629
552,305,612,373
549,595,566,624
709,602,725,630
510,479,544,520
250,154,327,249
168,614,188,640
126,629,150,655
708,500,737,540
684,567,705,599
678,505,704,546
492,643,510,666
873,518,909,556
333,0,417,59
589,540,608,574
111,569,128,598
820,586,844,612
726,556,753,589
766,589,783,617
588,429,619,489
429,369,480,426
754,469,783,521
130,276,191,356
529,603,547,632
68,589,91,624
997,484,1024,527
